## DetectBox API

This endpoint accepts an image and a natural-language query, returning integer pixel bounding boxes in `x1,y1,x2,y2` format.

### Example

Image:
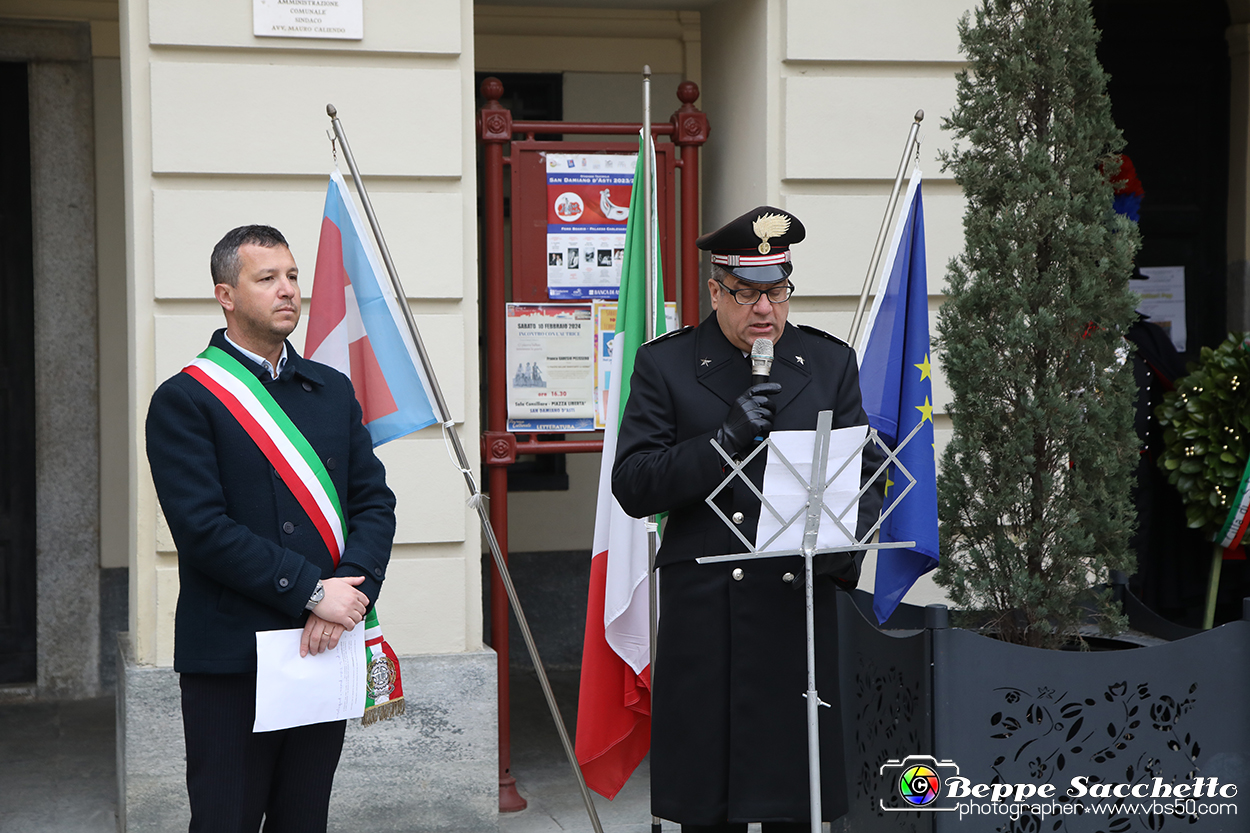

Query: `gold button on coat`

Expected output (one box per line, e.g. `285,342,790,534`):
732,511,744,524
732,568,744,581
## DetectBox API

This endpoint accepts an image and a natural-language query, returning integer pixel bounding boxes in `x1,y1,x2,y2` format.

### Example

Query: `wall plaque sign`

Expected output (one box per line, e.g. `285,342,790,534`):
254,0,363,40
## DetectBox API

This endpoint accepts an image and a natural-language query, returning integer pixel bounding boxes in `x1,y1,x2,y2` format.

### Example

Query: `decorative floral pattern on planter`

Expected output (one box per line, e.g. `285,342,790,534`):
849,653,927,830
987,680,1202,832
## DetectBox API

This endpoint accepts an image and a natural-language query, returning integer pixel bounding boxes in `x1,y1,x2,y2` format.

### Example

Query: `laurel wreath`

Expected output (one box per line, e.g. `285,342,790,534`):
1155,333,1250,538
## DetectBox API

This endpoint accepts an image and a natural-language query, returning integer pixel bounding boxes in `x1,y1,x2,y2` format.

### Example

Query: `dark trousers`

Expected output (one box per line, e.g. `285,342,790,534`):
181,673,347,833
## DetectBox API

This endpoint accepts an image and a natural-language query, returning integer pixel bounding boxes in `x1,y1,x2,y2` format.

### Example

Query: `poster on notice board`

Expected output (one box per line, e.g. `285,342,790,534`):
593,300,680,430
545,153,635,300
1132,266,1186,353
506,303,596,432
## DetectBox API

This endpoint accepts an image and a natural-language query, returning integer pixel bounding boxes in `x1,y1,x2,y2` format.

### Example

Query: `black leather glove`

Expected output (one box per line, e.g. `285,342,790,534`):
715,382,782,458
815,551,860,590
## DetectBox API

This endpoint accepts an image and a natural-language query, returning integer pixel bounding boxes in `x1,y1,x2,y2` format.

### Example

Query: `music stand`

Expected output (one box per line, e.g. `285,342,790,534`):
695,410,918,833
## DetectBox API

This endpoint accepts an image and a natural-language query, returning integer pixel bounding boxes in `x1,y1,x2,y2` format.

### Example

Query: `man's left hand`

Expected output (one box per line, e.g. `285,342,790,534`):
300,613,348,657
315,575,369,629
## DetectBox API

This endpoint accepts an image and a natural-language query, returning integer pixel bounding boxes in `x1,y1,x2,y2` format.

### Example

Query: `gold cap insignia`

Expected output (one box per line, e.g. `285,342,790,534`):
753,213,790,254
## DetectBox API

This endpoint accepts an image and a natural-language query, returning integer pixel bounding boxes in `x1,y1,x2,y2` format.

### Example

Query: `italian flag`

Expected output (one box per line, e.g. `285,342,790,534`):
574,133,666,799
1218,456,1250,551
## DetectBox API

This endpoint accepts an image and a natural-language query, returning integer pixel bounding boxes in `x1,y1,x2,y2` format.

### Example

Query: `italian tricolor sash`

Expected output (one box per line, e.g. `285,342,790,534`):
363,607,405,723
183,345,404,724
1218,456,1250,551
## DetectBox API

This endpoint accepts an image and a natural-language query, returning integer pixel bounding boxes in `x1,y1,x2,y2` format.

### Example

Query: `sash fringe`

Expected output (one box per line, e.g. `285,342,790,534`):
362,697,406,725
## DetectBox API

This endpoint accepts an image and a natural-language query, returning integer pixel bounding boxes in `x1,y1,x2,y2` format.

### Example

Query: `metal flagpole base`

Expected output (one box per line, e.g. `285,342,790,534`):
1204,543,1223,630
500,774,528,812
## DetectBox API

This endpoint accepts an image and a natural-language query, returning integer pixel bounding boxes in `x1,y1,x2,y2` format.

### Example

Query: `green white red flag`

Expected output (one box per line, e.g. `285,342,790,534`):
575,132,666,799
1218,457,1250,551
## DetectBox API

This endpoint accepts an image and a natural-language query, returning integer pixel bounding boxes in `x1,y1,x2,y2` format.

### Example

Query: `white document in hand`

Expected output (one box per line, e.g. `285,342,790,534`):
753,426,867,554
253,624,365,733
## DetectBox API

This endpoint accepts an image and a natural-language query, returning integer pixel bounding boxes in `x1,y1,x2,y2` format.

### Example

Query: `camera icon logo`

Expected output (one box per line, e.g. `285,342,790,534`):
898,763,941,806
879,754,960,812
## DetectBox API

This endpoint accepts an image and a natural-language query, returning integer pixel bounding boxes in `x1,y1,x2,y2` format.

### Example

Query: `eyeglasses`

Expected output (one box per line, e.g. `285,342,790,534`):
714,279,795,305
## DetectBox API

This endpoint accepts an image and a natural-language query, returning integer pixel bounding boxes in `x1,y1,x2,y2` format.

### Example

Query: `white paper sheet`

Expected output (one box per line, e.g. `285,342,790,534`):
1133,266,1186,352
253,625,365,732
753,426,868,554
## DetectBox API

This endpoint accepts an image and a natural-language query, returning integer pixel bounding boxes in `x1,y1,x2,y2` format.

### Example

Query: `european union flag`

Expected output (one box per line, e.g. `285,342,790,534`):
857,172,939,624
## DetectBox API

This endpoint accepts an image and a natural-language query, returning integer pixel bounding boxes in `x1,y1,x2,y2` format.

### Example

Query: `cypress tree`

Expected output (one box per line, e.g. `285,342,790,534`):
935,0,1141,648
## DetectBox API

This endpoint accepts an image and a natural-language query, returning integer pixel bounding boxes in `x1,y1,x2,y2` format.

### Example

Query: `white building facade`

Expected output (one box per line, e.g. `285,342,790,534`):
0,0,1246,829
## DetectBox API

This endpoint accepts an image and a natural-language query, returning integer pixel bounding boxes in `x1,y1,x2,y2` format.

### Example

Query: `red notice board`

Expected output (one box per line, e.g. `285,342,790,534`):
509,140,678,304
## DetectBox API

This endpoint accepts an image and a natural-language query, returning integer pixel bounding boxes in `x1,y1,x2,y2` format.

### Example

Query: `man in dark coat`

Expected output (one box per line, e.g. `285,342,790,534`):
613,207,883,832
146,225,396,833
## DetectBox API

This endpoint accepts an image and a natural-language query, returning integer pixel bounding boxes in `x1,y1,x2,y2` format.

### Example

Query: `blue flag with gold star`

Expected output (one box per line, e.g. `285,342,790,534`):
857,172,939,624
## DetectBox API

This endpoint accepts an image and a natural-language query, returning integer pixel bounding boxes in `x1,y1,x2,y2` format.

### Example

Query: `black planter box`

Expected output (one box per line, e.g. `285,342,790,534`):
835,593,1250,833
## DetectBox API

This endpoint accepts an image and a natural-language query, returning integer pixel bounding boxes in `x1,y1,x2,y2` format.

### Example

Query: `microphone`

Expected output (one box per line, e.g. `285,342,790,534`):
749,338,775,443
750,337,774,383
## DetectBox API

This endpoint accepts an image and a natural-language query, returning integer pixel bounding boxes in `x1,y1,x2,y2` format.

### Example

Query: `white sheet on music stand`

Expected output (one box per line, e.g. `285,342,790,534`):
755,426,867,553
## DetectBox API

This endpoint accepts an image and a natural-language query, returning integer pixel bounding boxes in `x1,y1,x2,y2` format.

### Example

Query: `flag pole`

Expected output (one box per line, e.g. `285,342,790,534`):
641,65,664,833
847,110,924,348
644,66,655,345
326,104,606,833
801,411,836,833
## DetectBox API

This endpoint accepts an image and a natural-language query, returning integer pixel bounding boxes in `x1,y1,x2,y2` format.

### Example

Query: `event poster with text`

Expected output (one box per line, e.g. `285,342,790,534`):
546,153,635,300
593,301,679,430
506,304,595,432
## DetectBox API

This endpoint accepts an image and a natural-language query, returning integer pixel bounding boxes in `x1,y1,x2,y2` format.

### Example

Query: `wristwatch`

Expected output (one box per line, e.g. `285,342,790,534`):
305,579,325,611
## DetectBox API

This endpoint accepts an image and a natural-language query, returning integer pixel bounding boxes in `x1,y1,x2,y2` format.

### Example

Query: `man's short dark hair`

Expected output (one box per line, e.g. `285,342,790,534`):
211,225,290,287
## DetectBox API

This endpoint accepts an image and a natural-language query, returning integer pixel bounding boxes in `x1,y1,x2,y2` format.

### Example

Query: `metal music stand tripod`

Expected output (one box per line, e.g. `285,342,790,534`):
693,410,918,833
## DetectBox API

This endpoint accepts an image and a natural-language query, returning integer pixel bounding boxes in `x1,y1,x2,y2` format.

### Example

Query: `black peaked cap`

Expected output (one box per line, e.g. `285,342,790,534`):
697,205,806,284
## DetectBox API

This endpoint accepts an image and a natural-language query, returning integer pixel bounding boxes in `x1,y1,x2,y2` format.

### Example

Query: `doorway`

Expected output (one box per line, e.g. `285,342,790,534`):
1094,0,1232,356
0,60,35,685
1092,1,1244,625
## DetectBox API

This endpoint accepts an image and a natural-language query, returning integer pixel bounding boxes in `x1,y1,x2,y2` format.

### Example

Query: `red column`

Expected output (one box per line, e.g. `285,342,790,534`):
671,81,710,327
477,77,528,813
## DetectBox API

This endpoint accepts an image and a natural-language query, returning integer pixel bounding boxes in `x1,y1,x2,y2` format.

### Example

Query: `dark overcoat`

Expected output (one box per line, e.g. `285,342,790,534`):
146,329,396,674
612,313,881,825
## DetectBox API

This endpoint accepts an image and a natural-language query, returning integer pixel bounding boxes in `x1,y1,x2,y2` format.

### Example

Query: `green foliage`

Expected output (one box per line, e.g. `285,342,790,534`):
1155,334,1250,537
934,0,1141,648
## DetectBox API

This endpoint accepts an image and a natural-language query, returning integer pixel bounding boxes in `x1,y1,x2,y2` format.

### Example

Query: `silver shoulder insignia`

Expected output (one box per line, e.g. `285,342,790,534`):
796,323,850,347
644,325,694,346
